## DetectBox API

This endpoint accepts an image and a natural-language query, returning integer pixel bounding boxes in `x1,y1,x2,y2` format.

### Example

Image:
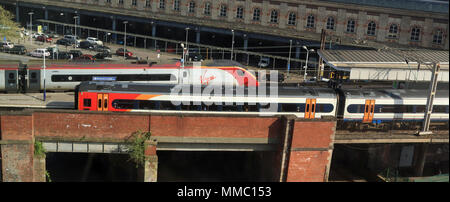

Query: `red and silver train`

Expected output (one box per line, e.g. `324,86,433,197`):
75,81,449,130
0,61,258,93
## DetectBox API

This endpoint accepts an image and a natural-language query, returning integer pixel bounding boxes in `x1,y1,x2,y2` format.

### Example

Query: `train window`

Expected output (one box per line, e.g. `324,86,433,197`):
83,99,92,107
280,103,303,112
31,72,37,79
347,104,364,113
415,105,426,113
236,69,245,76
316,104,334,113
104,99,108,109
223,103,240,111
159,101,179,110
9,73,14,79
51,74,176,82
112,100,137,109
433,105,448,113
202,103,223,111
98,98,102,108
139,100,158,109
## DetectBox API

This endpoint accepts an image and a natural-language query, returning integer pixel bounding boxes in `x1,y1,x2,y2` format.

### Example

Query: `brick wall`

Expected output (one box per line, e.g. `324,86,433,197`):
285,120,336,182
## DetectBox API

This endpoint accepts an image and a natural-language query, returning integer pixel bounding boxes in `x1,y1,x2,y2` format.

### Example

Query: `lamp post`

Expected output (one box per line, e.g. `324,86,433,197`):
28,12,33,45
123,21,128,60
60,13,64,35
73,15,79,36
43,51,46,101
185,27,190,60
287,39,292,76
180,43,186,84
302,46,313,82
231,29,235,61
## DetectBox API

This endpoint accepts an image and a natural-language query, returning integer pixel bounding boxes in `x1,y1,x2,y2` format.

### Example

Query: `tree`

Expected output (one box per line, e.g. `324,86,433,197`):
0,6,21,41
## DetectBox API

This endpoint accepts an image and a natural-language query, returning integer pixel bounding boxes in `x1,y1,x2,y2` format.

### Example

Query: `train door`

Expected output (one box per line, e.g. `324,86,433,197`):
363,100,375,123
305,98,316,119
97,93,109,111
5,70,18,93
27,69,41,92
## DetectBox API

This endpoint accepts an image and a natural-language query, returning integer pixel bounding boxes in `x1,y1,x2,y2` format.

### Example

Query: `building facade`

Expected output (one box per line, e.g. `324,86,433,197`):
5,0,450,50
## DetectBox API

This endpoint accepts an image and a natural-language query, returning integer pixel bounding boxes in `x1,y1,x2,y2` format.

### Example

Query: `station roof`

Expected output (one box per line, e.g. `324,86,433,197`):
318,50,449,82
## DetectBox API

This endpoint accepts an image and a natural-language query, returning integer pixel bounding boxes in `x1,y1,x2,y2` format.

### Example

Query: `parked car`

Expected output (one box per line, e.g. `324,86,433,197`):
86,37,103,46
93,45,111,53
187,50,204,62
36,35,52,43
93,51,112,59
56,38,74,46
7,45,27,55
30,49,50,57
68,50,83,58
64,35,81,46
79,41,96,49
115,48,133,58
1,41,14,49
74,54,95,62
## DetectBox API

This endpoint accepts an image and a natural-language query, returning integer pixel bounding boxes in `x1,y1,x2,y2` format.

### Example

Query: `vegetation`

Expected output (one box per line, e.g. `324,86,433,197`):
0,6,21,41
34,140,46,158
125,130,152,168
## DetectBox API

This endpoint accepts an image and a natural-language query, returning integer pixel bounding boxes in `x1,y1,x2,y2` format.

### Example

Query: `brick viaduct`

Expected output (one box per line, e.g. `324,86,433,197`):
0,110,336,182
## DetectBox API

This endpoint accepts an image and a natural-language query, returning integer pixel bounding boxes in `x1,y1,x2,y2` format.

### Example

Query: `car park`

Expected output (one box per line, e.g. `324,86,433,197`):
30,49,50,57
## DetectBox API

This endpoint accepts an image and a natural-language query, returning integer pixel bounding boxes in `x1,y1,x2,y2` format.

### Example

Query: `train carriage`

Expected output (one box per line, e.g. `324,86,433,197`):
340,89,449,130
76,81,338,119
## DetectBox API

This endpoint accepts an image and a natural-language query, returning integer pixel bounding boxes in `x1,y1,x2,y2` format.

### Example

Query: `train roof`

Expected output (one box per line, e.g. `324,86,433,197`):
342,89,449,100
78,81,337,98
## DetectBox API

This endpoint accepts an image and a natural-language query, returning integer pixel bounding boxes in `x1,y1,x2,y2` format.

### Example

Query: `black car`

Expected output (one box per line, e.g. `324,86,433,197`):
93,51,112,60
93,45,111,53
6,45,27,55
56,51,71,59
68,50,83,58
56,38,74,46
79,41,96,49
187,50,204,62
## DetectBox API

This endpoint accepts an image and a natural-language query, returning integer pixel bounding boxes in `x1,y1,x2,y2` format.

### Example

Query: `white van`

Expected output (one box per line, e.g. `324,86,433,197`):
30,48,50,57
86,37,103,46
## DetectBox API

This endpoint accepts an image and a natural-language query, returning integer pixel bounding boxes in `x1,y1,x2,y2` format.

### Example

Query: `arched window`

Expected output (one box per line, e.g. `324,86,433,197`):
253,8,261,21
270,10,278,23
346,19,355,33
204,2,211,15
236,7,244,19
410,27,421,41
119,0,124,5
433,29,444,44
306,14,315,28
288,12,296,25
326,17,335,30
367,21,376,36
132,0,137,6
188,1,195,13
388,24,398,38
145,0,151,7
220,5,227,17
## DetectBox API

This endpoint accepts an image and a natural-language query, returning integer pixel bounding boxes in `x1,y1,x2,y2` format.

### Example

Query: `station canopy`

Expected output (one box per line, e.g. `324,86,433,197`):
318,50,449,82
